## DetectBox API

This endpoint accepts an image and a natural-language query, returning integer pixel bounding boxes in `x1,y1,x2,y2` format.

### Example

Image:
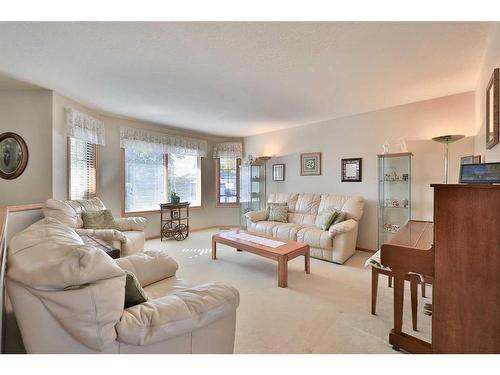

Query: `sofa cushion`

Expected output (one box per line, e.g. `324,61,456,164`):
143,276,189,300
250,221,283,235
82,209,117,230
267,193,299,211
116,250,178,287
124,271,148,308
318,209,346,230
116,282,240,346
297,226,333,249
9,217,84,255
268,204,288,222
121,230,146,256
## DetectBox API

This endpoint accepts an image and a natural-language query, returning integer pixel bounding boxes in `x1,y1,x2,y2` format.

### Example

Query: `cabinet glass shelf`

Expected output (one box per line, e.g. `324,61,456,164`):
377,152,413,250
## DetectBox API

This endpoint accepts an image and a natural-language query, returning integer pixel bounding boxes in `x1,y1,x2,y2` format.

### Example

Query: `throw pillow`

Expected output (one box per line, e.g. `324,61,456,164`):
268,204,288,223
81,209,117,230
319,208,346,230
333,211,346,225
124,271,148,308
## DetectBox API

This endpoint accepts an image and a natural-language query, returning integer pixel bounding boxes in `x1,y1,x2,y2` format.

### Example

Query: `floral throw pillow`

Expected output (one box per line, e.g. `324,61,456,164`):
81,209,117,230
268,204,288,223
318,208,346,230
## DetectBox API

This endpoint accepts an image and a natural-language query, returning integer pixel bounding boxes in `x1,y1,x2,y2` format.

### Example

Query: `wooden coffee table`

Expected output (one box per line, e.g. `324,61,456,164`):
211,230,310,288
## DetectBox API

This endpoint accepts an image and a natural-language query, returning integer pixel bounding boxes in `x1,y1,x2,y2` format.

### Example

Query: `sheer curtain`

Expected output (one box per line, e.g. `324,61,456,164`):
213,142,243,159
120,126,207,157
65,108,105,146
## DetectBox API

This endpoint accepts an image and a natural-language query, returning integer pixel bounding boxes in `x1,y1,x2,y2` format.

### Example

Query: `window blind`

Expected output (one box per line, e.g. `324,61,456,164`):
69,137,97,200
124,148,167,212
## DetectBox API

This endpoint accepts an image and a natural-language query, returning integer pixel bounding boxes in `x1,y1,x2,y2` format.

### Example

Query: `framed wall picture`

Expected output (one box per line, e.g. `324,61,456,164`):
461,155,474,165
341,158,362,182
486,68,499,149
300,152,321,176
0,132,29,180
272,164,285,181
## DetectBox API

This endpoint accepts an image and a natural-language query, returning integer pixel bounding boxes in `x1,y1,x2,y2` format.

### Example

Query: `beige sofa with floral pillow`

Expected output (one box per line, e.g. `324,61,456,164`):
245,193,364,264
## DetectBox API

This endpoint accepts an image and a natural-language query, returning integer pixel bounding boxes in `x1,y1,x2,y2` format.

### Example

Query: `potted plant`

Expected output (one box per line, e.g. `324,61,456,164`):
170,191,180,204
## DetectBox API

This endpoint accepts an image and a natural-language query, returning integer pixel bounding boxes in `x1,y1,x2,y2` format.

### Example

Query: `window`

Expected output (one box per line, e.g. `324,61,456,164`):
216,158,240,206
167,154,202,207
124,148,167,213
68,137,97,200
123,150,201,213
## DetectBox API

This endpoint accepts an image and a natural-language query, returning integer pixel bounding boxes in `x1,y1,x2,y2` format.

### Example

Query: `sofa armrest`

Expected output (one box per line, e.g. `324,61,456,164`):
116,282,240,346
114,217,147,231
115,251,178,287
245,210,268,223
328,219,357,238
75,228,127,243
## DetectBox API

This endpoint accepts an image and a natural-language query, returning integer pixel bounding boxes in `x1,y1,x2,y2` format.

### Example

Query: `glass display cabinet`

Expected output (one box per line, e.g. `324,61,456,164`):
239,157,267,228
377,152,412,250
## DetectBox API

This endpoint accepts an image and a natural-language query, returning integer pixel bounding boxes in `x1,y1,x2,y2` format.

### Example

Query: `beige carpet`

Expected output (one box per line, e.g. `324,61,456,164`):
146,229,432,354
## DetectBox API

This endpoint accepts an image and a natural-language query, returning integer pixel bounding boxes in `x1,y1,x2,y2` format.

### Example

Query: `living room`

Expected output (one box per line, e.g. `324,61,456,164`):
1,1,499,373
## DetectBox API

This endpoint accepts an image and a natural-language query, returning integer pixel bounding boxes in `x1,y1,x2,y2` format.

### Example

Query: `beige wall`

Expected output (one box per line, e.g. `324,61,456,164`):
98,116,241,237
474,23,500,162
0,90,53,205
244,92,476,250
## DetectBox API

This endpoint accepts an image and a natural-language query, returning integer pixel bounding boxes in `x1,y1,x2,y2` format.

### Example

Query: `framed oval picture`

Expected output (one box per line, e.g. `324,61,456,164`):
0,132,29,180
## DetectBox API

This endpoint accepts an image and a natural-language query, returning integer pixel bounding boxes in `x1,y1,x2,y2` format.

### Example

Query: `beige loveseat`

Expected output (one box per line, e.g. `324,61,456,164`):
7,218,240,354
245,193,364,264
43,197,146,256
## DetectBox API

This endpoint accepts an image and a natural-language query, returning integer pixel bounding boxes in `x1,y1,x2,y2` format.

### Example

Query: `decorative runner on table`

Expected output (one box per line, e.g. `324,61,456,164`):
220,232,286,248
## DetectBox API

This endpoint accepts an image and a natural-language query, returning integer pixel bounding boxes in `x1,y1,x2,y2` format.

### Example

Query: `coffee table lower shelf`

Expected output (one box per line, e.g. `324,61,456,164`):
211,232,310,288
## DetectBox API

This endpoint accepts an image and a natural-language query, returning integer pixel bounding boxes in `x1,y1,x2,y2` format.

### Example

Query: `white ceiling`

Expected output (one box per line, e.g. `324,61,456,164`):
0,22,494,137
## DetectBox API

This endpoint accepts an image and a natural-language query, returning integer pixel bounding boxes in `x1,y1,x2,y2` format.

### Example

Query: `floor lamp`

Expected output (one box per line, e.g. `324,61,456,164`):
432,134,465,184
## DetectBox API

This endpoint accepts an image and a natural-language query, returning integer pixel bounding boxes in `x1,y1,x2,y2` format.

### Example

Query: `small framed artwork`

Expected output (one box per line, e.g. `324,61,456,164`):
460,155,474,165
272,164,285,181
0,132,29,180
486,68,499,149
300,152,321,176
342,158,362,182
171,210,180,219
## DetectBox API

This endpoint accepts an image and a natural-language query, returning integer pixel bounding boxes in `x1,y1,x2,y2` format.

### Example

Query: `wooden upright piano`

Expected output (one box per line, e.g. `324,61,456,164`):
381,184,500,353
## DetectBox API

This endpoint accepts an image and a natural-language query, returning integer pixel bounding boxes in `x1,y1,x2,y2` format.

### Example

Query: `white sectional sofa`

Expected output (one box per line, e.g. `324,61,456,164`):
7,217,240,354
245,193,364,264
43,197,146,256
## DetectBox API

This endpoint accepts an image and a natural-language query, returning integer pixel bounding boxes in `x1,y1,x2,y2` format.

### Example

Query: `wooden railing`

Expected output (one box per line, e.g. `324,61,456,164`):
0,203,44,354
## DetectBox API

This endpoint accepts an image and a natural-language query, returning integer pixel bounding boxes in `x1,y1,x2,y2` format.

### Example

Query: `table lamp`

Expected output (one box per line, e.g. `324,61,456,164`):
432,134,465,184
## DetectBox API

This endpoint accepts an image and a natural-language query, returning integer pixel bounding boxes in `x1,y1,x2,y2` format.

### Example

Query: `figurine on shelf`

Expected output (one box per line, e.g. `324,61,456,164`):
397,137,408,152
384,223,401,233
402,173,409,181
382,140,390,154
402,199,409,208
392,199,400,207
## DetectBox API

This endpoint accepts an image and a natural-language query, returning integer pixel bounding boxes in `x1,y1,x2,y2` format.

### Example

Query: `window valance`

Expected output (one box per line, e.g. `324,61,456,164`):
120,126,208,157
65,108,105,146
213,142,243,159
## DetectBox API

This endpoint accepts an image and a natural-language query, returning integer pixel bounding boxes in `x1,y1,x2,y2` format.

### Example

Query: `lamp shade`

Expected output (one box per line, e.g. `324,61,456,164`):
432,134,465,144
